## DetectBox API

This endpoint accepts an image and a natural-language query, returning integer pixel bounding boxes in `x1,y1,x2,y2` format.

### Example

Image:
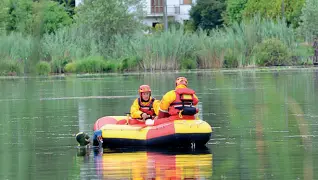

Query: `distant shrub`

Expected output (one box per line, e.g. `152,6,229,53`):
103,61,118,72
75,56,105,73
253,38,291,66
291,43,314,65
118,57,141,72
180,58,197,69
64,62,77,73
36,61,51,75
0,61,23,76
223,50,239,68
51,58,71,73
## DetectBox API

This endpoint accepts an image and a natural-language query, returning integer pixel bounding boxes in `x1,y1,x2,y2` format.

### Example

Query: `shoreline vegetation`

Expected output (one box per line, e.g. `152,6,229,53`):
0,0,317,76
1,66,318,79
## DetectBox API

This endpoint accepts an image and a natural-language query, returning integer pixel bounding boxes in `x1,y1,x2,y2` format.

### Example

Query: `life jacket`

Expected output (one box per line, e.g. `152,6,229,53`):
168,88,198,116
138,97,155,116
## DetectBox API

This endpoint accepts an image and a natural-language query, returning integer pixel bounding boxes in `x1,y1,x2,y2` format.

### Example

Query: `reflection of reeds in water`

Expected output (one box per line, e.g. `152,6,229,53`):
93,148,213,179
252,75,313,180
287,97,313,180
255,104,266,177
213,70,315,179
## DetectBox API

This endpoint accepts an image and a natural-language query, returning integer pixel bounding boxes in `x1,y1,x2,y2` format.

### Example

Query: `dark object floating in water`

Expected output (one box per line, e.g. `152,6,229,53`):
75,132,91,146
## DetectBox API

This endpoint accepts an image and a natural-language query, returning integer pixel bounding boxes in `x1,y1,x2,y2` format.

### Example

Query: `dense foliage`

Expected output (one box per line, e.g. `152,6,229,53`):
0,0,317,75
190,0,226,30
224,0,247,25
299,0,318,41
5,0,72,35
74,0,145,54
242,0,305,28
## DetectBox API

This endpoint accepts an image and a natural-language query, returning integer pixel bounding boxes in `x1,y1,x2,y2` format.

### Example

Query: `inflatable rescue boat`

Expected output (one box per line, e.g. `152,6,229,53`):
92,115,212,148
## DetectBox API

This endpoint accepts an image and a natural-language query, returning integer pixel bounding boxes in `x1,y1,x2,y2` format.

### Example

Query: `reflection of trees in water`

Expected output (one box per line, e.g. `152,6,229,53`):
1,71,317,179
314,70,318,90
211,70,315,179
0,78,80,179
255,104,266,177
254,72,314,179
287,97,313,180
78,100,86,132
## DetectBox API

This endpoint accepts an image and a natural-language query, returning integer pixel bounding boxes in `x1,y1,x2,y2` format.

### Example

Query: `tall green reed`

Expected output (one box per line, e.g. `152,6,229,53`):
222,15,297,67
0,32,33,61
0,16,301,75
39,16,299,71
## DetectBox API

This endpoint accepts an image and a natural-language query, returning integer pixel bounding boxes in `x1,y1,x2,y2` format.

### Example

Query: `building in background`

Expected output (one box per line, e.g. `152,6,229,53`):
75,0,194,27
143,0,194,27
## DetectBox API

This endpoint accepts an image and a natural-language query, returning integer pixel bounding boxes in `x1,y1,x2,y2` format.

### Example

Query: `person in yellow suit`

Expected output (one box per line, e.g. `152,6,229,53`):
156,77,199,124
129,85,160,125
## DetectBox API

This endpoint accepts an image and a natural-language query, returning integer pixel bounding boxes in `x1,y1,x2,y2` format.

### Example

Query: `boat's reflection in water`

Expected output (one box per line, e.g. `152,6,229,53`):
80,147,213,179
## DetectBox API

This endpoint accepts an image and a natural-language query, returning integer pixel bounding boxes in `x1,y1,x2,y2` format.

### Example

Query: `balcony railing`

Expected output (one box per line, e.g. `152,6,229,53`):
148,6,180,16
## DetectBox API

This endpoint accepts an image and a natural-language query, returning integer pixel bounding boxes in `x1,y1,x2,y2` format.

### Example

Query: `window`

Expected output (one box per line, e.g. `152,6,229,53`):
151,0,163,13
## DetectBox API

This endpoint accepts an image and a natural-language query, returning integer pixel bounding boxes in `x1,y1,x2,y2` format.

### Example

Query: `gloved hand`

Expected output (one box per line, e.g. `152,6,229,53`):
141,113,150,121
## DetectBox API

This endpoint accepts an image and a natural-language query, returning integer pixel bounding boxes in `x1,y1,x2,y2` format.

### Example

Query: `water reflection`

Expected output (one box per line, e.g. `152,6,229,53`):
2,69,318,179
77,147,213,179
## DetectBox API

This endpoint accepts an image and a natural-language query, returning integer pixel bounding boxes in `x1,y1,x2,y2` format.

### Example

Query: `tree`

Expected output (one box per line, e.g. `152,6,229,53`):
285,0,305,27
299,0,318,41
190,0,226,31
32,1,72,34
224,0,247,25
6,0,33,33
243,0,305,27
52,0,75,16
0,0,9,34
5,0,72,35
74,0,145,54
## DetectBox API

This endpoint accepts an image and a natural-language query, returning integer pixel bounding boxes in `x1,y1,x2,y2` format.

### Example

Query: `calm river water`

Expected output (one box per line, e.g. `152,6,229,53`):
1,68,318,179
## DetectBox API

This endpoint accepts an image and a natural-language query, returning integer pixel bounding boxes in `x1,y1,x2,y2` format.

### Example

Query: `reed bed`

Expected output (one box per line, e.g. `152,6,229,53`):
0,16,312,75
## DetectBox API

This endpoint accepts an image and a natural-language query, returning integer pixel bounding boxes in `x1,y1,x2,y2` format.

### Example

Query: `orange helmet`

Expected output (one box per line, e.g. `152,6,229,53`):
139,85,151,94
175,77,188,86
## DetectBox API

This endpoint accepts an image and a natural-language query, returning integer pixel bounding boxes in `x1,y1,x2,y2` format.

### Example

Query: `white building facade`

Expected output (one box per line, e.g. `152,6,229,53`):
75,0,194,27
143,0,194,27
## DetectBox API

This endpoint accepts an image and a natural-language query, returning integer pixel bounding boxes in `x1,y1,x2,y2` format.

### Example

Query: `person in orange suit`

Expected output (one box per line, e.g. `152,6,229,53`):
129,85,160,125
156,77,199,124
